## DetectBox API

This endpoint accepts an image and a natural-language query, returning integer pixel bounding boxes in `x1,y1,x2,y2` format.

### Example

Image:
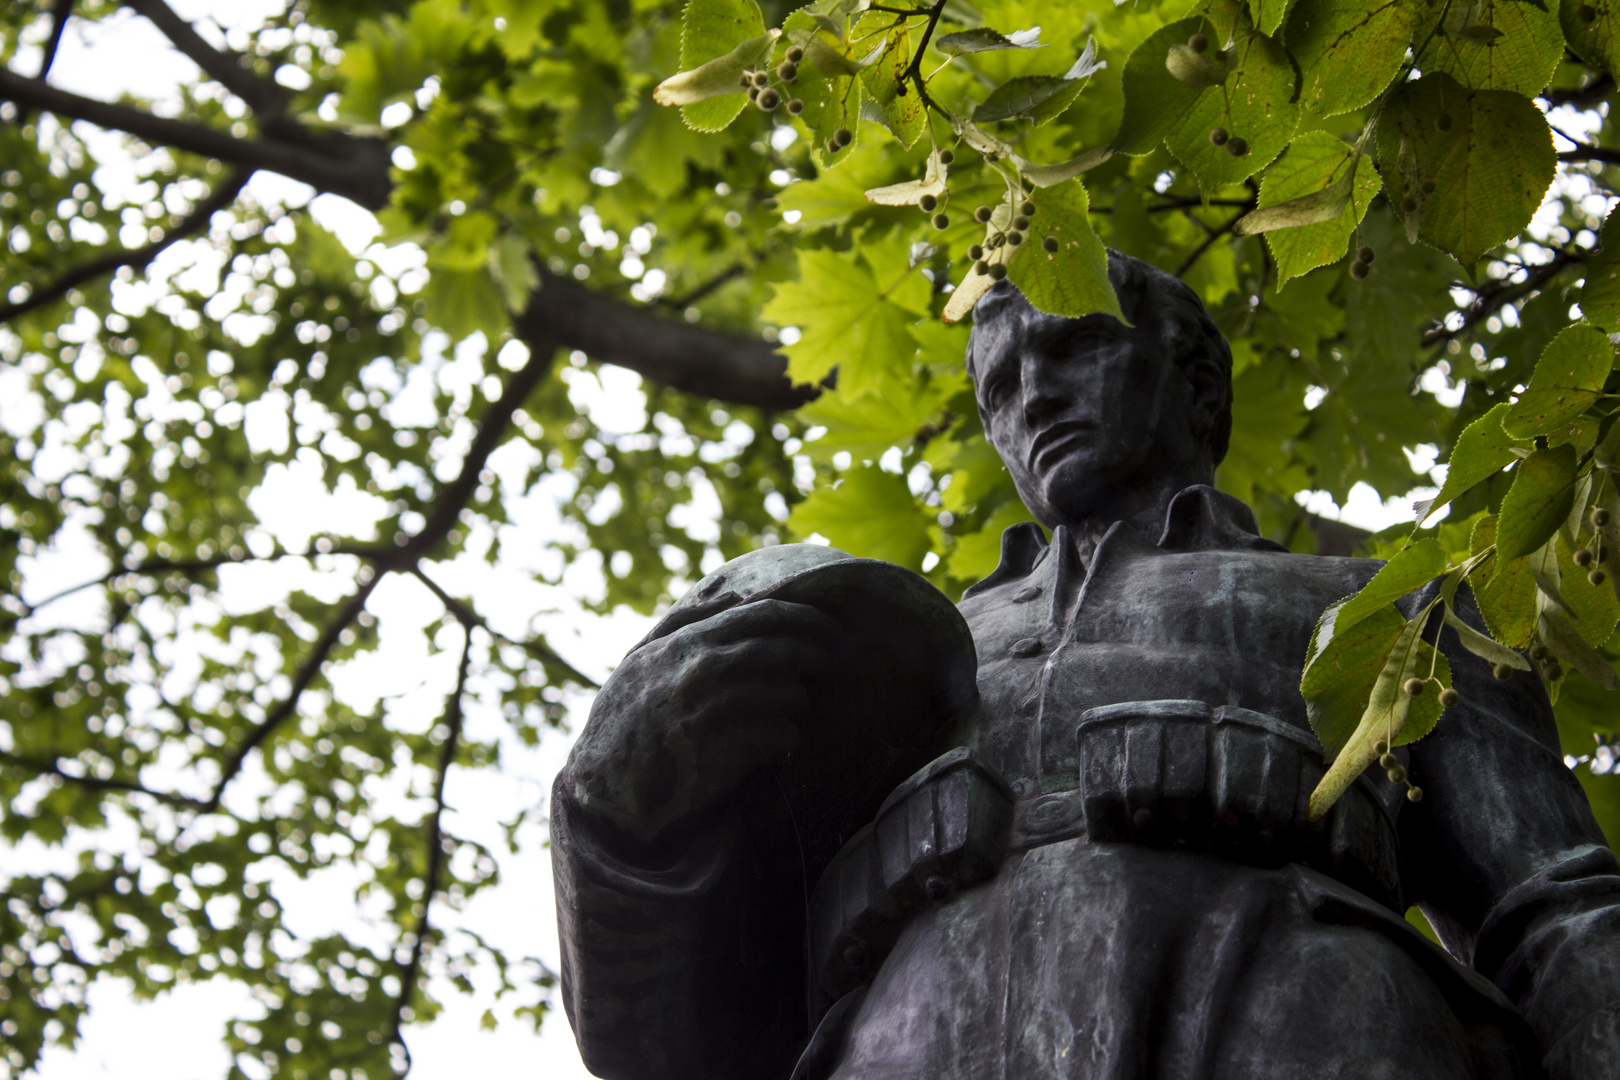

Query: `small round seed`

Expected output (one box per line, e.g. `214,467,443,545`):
1591,568,1609,586
1492,662,1514,681
1435,112,1453,132
1439,687,1460,708
919,194,938,212
938,149,955,165
1042,236,1059,253
1226,136,1249,157
1406,785,1424,803
974,260,991,275
974,205,993,223
786,45,805,63
1357,245,1374,263
989,263,1008,280
1349,260,1369,280
967,243,984,260
1209,127,1229,147
1189,32,1209,53
932,212,950,229
786,98,803,115
1404,677,1426,697
1387,764,1408,783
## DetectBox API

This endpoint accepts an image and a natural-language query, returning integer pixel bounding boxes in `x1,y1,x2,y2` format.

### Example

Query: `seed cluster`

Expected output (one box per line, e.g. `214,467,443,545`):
1348,244,1375,281
1576,506,1612,586
1530,641,1564,683
1374,739,1424,802
1187,34,1249,158
967,195,1044,279
743,45,806,119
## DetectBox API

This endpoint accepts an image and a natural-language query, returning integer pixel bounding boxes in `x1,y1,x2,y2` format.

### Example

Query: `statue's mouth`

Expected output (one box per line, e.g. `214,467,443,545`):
1028,421,1092,471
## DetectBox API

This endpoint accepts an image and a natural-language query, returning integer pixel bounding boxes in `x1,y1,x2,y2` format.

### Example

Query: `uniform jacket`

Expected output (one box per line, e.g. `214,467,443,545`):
552,485,1620,1080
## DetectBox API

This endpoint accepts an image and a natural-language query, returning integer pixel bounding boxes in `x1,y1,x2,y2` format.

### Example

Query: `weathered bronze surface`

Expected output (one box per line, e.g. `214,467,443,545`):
553,254,1620,1080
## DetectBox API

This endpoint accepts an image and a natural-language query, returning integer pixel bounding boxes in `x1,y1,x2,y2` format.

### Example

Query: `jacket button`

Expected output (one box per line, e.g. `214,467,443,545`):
1011,637,1043,657
1013,585,1041,602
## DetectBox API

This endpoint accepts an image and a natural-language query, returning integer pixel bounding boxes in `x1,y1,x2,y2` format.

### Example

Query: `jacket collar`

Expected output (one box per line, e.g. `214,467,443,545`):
962,484,1284,599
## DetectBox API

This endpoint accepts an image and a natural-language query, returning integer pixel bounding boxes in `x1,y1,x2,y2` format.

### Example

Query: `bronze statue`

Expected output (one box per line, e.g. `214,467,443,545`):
552,254,1620,1079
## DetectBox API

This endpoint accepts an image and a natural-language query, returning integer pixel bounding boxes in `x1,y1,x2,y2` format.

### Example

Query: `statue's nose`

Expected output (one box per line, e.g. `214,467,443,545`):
1020,352,1067,425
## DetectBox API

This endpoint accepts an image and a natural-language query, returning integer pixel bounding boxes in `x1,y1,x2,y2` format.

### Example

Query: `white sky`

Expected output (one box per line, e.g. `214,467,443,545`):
4,4,1461,1079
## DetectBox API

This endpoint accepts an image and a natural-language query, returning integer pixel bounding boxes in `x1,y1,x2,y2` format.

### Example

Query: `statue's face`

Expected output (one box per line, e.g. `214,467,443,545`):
970,299,1203,527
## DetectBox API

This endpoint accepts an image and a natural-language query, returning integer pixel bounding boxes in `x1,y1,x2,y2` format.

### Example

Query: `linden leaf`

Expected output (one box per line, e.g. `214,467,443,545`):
1329,537,1448,632
1562,0,1620,81
1286,0,1439,118
1162,24,1301,188
1503,324,1615,439
1496,443,1579,563
1113,18,1212,155
1582,206,1620,333
1004,180,1122,323
787,464,932,570
1421,402,1525,525
1420,0,1563,95
1240,131,1382,285
1374,72,1555,267
668,0,771,131
1470,514,1538,647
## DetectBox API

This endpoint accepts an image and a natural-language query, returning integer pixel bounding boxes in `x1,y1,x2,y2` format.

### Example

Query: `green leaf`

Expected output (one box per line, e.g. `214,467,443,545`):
782,16,864,169
973,76,1086,126
779,139,893,225
1421,402,1523,525
1497,443,1580,562
1503,324,1615,438
1443,602,1532,669
1243,132,1381,285
655,30,780,110
1005,180,1123,322
1374,72,1555,267
1558,532,1620,646
1419,0,1564,96
1285,0,1435,117
1470,514,1539,647
1582,206,1620,333
1162,24,1301,189
487,233,538,314
1330,537,1449,632
1113,18,1211,154
763,244,929,392
1248,0,1300,35
1307,606,1438,819
1562,0,1620,80
787,464,933,569
798,366,963,463
933,26,1045,55
1302,600,1406,741
670,0,770,131
859,26,926,149
947,498,1037,583
1542,606,1620,689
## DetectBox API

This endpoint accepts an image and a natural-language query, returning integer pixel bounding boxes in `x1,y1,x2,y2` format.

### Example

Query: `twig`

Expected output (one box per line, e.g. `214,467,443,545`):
1542,75,1616,110
202,575,382,809
0,169,247,324
901,0,949,114
1559,145,1620,168
0,750,209,811
409,566,598,689
656,261,749,310
1420,250,1582,348
388,629,473,1075
2,539,386,625
1173,205,1251,277
37,0,75,82
123,0,290,125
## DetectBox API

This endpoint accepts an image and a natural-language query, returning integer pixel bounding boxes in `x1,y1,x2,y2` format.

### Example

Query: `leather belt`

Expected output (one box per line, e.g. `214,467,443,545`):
808,699,1403,1002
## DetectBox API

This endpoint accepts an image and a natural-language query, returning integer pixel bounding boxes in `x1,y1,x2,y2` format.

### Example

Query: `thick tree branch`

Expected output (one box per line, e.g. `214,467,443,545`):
517,267,815,411
0,66,392,209
1543,75,1616,110
0,168,247,324
123,0,289,124
389,629,472,1074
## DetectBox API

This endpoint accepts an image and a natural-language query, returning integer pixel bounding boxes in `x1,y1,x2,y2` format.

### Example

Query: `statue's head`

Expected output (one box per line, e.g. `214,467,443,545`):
965,251,1233,529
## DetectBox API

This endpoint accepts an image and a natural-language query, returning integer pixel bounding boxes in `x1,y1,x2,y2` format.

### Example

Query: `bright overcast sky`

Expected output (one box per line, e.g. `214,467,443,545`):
7,3,1450,1079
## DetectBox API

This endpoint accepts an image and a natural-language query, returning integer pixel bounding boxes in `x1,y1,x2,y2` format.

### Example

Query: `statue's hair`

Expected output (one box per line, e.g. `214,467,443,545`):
964,250,1234,464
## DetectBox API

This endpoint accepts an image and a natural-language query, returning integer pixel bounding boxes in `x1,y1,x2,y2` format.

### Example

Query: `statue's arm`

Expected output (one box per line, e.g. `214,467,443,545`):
1403,588,1620,1080
550,597,837,1080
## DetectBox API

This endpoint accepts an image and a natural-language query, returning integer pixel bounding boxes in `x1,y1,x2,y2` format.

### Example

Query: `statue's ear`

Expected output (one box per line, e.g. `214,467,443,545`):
1184,351,1226,443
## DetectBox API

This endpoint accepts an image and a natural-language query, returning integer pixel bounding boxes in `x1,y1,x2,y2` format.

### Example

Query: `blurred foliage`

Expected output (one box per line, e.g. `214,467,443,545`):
3,0,1620,1076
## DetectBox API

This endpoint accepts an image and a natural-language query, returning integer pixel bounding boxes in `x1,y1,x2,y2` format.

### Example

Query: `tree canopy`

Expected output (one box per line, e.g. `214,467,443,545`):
6,0,1620,1076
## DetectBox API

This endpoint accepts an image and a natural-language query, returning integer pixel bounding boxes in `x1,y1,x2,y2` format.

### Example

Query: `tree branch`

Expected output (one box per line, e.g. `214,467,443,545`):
1542,74,1616,110
0,750,209,811
203,574,382,809
0,168,247,324
1559,144,1620,167
1420,251,1582,348
122,0,289,124
389,629,472,1074
37,0,75,82
410,566,597,689
1174,205,1251,278
0,66,392,209
517,267,814,411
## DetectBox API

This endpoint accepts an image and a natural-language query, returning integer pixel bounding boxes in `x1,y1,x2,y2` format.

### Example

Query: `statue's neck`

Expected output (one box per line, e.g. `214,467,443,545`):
1051,467,1210,563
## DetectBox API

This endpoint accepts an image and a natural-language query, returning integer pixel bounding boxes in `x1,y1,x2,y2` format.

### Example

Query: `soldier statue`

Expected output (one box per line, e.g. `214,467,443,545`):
550,254,1620,1080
